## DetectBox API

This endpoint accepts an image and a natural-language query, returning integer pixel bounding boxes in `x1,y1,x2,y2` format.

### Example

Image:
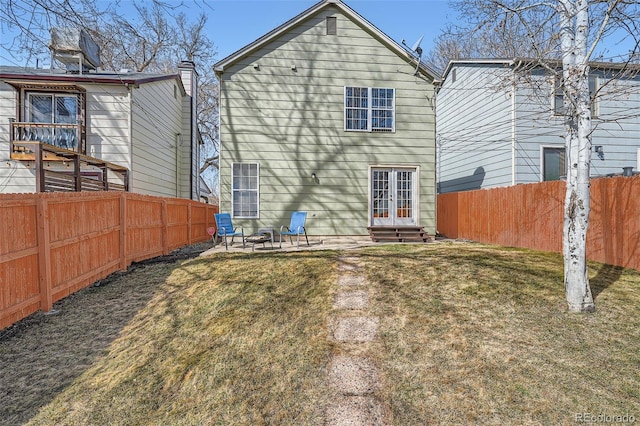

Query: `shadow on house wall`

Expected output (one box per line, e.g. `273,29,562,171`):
438,167,486,194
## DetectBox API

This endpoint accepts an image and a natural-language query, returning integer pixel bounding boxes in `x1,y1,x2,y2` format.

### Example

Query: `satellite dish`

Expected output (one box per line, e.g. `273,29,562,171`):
411,35,424,57
402,35,424,75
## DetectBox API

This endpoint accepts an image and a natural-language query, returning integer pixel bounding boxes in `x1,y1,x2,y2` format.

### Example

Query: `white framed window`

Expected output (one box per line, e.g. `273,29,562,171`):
344,86,395,132
232,163,259,218
541,146,566,181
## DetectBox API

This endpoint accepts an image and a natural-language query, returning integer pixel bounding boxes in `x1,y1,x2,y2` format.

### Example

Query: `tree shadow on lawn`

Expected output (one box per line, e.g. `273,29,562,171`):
590,262,626,300
0,255,193,426
0,246,339,426
358,245,631,304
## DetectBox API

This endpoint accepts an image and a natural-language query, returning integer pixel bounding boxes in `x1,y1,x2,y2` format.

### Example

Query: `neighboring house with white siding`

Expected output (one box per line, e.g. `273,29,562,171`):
214,0,438,237
436,59,640,193
0,61,200,199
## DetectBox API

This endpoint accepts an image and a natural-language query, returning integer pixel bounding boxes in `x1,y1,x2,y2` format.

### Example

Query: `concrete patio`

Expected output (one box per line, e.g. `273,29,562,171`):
200,235,379,255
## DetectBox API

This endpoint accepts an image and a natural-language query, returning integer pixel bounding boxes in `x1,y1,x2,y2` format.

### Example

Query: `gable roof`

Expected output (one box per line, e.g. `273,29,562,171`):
213,0,438,80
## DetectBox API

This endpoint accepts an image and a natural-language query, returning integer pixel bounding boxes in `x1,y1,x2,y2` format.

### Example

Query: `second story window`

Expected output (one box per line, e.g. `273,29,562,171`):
553,75,598,117
26,92,80,150
345,86,395,132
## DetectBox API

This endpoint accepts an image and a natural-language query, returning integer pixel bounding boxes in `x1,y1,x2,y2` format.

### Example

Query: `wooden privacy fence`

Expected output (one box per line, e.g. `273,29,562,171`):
0,192,218,329
437,175,640,271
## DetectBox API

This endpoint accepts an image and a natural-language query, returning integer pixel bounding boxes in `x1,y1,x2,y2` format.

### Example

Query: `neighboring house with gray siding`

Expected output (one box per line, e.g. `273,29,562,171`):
214,0,437,237
0,61,200,199
436,59,640,193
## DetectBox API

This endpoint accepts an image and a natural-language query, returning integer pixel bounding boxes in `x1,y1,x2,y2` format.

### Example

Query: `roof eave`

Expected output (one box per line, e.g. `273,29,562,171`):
440,58,517,82
213,0,438,81
214,0,329,75
0,71,181,87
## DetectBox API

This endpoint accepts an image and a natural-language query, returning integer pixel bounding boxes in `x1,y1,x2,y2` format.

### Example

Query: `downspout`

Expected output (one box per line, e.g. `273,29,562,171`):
511,80,516,185
176,133,181,198
433,81,440,236
189,96,194,200
511,60,521,186
126,83,133,189
434,92,440,194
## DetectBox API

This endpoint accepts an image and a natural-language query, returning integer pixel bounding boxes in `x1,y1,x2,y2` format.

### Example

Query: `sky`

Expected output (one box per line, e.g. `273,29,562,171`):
205,0,455,62
0,0,456,68
1,0,635,69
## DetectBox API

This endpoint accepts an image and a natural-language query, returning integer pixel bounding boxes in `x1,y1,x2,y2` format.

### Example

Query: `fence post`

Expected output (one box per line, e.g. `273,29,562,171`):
187,202,192,245
119,193,128,270
162,199,169,255
36,196,53,312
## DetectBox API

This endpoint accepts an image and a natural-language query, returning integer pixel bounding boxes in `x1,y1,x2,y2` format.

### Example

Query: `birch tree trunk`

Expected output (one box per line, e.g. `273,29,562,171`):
559,0,595,312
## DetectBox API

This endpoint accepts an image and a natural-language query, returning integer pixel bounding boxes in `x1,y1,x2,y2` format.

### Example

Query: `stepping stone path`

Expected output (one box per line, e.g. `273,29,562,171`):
326,255,388,425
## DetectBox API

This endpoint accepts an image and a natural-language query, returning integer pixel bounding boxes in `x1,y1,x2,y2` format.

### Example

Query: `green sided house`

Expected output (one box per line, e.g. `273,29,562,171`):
214,0,437,240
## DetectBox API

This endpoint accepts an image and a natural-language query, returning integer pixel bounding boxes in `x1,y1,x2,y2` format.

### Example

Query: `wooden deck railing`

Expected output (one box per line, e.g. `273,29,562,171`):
10,140,129,192
0,192,218,330
10,120,84,152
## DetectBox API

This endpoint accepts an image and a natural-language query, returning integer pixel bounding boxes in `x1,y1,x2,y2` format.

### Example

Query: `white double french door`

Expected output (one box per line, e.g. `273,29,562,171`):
370,167,417,226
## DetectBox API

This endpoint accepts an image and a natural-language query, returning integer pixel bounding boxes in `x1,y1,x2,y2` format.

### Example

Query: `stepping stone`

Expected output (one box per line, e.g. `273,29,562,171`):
333,317,379,343
334,290,369,310
328,355,378,395
325,396,386,426
337,275,367,287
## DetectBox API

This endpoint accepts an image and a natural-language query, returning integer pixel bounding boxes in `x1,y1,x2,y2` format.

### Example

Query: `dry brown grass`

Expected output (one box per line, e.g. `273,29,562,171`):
1,242,639,425
1,248,337,425
360,242,640,425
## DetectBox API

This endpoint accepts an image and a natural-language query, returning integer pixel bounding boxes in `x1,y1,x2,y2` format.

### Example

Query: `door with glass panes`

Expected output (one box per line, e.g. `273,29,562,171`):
370,167,417,226
26,93,79,149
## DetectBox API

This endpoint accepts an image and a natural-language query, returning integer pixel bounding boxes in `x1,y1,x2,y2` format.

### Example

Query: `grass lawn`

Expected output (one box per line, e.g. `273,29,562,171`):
360,244,640,425
1,242,639,425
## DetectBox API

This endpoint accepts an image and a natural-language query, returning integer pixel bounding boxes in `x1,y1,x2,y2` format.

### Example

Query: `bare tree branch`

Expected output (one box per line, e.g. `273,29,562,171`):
1,0,220,196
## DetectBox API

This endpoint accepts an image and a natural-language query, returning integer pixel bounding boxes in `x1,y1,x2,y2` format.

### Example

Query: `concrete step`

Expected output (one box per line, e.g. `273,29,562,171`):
367,226,431,243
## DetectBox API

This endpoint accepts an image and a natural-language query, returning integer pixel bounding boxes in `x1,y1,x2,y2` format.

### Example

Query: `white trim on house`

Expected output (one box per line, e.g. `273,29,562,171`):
231,162,260,219
344,86,396,133
540,144,566,182
367,164,420,227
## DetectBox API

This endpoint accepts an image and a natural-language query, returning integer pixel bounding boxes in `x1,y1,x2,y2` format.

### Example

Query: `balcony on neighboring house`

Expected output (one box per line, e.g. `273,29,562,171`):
9,120,129,192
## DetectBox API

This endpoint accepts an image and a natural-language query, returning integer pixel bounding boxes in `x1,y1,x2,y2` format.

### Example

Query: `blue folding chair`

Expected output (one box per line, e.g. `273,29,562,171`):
214,213,245,250
279,211,309,248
